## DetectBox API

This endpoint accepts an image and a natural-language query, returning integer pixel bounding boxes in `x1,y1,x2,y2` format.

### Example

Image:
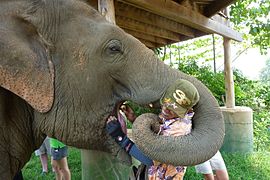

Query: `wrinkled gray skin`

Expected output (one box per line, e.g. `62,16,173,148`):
0,0,224,179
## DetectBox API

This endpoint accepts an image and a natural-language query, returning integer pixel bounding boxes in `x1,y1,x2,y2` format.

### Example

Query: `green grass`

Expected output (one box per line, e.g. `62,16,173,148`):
23,148,270,180
185,152,270,180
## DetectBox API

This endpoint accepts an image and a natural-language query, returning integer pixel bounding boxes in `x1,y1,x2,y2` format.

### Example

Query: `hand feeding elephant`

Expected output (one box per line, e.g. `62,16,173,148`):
0,0,224,179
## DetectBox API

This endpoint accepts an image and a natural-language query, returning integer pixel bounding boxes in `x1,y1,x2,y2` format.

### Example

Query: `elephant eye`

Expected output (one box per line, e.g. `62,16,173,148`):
109,45,120,52
105,40,123,56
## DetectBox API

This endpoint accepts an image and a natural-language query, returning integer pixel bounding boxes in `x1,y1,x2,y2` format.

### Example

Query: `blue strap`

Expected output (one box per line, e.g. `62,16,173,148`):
117,136,132,149
116,135,153,166
129,144,153,166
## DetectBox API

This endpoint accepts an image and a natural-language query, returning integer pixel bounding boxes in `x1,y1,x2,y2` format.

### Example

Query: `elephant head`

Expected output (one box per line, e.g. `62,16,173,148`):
0,0,224,178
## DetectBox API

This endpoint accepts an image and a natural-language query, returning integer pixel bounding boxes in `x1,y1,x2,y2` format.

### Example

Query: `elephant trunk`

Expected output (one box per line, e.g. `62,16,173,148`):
132,68,225,166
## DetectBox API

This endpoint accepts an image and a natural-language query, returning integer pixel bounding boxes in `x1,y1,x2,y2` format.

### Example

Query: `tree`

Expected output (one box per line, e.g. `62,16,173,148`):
230,0,270,54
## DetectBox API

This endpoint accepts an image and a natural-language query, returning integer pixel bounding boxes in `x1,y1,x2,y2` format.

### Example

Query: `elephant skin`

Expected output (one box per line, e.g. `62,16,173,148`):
0,0,224,179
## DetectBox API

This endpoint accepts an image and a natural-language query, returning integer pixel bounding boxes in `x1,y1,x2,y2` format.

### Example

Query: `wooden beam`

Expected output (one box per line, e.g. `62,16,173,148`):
122,29,169,45
115,2,195,37
118,0,242,41
116,16,181,41
180,30,207,42
192,0,215,3
211,14,229,26
137,38,163,48
193,0,215,5
204,0,235,17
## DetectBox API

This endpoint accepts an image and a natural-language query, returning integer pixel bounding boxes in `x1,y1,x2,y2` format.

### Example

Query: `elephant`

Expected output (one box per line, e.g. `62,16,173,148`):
0,0,224,179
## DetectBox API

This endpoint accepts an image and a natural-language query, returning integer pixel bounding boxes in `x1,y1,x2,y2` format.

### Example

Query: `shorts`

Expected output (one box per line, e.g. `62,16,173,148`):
51,146,68,160
195,151,227,174
35,137,51,156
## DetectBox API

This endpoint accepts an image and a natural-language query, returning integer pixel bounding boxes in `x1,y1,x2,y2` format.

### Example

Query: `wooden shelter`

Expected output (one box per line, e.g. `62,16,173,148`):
87,0,242,49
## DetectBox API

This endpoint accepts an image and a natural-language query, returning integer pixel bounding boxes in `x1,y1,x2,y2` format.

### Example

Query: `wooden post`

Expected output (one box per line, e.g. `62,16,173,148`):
98,0,116,24
223,37,235,108
212,34,216,73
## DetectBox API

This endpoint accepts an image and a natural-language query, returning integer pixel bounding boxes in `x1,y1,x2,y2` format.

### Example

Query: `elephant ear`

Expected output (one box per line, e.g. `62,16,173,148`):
0,16,54,113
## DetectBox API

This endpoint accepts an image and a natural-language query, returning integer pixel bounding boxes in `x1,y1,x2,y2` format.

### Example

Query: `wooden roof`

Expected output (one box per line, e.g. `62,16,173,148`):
88,0,242,48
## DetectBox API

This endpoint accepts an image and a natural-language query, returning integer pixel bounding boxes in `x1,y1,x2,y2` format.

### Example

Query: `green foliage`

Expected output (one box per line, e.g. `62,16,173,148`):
232,70,270,151
230,0,270,54
233,69,260,107
253,111,270,151
260,58,270,85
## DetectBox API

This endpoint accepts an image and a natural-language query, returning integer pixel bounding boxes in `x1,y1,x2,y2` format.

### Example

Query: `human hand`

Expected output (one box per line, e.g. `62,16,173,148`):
106,116,125,139
106,116,133,151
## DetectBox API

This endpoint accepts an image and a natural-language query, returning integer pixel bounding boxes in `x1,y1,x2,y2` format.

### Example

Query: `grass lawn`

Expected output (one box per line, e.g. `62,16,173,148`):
23,148,270,180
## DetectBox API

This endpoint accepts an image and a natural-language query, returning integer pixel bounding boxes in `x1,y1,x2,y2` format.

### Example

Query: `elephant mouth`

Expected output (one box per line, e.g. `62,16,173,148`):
110,101,124,117
108,101,157,123
106,101,125,123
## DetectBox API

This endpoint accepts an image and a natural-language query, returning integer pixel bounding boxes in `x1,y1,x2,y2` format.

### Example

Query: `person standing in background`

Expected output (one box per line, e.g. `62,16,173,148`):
195,151,229,180
50,138,71,180
34,136,51,175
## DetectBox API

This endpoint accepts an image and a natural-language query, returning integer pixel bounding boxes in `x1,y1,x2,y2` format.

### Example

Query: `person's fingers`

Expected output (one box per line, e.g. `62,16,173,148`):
108,117,113,122
110,116,117,120
107,116,117,122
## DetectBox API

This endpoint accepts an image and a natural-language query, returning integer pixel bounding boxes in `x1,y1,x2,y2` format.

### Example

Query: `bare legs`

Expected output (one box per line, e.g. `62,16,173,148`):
40,154,49,173
195,151,229,180
203,170,229,180
215,169,229,180
51,157,71,180
203,173,215,180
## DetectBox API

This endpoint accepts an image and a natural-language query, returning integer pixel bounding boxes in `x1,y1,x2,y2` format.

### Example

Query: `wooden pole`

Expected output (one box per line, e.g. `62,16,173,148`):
98,0,116,24
212,34,216,73
177,42,180,66
223,37,235,108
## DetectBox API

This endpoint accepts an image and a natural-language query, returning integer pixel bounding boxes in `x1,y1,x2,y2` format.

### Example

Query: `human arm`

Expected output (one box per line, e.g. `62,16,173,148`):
106,117,153,166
